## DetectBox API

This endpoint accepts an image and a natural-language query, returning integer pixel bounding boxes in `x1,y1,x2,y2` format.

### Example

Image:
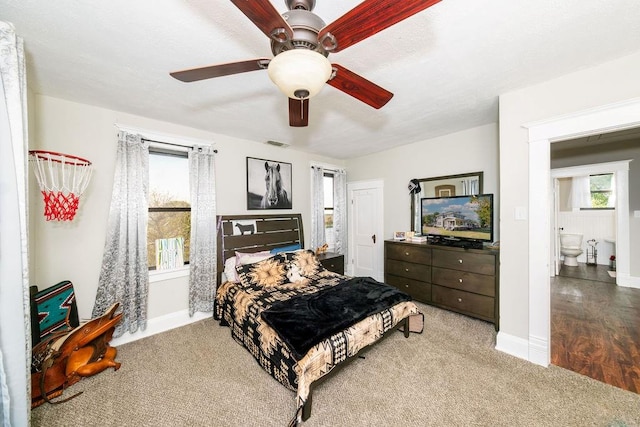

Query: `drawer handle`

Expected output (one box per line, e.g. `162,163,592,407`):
330,264,334,268
405,284,409,288
405,252,410,256
405,268,409,272
457,297,463,303
458,259,463,264
459,278,463,283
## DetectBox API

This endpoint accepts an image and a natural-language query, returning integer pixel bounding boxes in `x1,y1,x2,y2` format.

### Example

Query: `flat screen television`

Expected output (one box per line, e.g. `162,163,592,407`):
420,194,493,248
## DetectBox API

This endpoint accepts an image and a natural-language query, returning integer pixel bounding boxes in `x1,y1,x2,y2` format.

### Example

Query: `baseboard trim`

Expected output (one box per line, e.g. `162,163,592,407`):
617,273,640,289
111,310,211,346
528,334,549,366
496,331,549,366
495,331,529,361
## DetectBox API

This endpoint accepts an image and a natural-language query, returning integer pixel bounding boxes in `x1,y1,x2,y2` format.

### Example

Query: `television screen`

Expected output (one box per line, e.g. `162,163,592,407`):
420,194,493,242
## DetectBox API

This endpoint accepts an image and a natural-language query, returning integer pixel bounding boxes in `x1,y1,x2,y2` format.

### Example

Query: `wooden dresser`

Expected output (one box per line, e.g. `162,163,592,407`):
384,240,499,330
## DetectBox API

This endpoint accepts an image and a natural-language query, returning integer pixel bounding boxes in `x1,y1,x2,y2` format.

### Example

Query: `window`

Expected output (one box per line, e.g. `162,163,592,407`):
585,173,615,209
323,173,335,249
147,148,190,270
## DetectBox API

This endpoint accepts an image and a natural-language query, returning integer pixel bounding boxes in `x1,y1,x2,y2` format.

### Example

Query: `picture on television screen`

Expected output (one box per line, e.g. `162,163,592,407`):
420,194,493,242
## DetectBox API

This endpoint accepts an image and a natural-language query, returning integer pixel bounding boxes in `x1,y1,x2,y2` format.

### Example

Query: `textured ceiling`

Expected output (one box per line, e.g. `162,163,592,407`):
3,0,640,159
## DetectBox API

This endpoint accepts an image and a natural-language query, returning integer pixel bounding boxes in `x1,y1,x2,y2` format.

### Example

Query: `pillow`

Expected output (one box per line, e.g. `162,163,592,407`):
236,253,289,288
223,256,238,282
270,243,302,254
285,249,323,278
235,250,272,266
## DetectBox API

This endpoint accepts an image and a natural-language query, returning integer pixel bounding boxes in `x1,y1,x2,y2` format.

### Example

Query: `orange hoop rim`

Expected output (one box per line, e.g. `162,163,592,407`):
28,150,92,166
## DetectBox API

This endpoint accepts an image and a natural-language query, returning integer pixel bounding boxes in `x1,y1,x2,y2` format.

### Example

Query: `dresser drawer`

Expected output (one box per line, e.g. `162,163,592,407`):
431,267,495,297
386,274,431,303
319,254,344,275
386,243,431,264
385,259,431,282
431,285,495,320
432,249,495,275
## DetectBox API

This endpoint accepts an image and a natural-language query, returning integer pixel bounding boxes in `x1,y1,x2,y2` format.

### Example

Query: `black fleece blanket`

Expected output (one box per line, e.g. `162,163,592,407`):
261,276,411,360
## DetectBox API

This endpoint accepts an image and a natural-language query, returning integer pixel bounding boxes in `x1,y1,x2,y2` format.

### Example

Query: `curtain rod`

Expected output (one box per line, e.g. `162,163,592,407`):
311,165,344,173
142,137,218,153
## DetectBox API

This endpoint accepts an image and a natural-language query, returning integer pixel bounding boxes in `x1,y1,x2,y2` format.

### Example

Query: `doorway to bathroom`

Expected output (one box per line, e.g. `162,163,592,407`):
524,98,640,371
550,160,630,284
549,141,638,392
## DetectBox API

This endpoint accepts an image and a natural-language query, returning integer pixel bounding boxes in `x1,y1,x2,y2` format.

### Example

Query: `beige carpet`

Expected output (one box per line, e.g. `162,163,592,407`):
31,303,640,426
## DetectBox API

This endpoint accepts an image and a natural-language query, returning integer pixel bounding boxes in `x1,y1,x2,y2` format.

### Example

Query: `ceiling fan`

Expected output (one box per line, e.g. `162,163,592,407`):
170,0,441,127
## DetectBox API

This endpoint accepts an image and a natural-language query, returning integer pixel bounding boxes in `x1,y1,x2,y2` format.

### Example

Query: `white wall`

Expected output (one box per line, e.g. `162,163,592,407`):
498,51,640,343
30,95,344,323
346,123,499,240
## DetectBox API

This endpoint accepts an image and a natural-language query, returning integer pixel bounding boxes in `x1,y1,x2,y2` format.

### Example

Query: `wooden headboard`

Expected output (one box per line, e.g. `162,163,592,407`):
216,213,304,283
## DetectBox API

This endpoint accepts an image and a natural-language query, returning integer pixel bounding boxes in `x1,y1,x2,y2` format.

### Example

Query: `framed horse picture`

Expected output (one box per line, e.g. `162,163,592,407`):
246,157,293,210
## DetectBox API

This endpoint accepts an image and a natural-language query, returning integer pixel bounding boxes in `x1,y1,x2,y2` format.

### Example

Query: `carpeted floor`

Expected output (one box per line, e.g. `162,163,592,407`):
31,303,640,426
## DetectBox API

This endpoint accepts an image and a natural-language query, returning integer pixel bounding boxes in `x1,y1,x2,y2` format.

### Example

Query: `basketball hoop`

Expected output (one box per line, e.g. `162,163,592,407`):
29,150,93,221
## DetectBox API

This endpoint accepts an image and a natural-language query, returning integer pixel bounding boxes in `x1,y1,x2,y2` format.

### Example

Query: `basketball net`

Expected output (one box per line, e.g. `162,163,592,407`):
29,150,93,221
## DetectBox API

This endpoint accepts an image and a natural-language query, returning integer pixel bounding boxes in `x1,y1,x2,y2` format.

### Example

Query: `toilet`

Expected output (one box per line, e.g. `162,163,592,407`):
560,233,583,266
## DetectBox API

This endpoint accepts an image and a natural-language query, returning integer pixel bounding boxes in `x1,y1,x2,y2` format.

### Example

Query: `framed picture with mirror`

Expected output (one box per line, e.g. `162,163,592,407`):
410,171,483,232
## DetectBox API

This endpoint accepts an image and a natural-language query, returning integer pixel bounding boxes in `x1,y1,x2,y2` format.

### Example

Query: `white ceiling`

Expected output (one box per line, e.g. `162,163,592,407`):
3,0,640,159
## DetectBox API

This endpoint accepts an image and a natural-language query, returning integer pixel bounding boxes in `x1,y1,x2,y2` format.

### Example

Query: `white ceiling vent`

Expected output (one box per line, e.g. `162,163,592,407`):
265,140,290,148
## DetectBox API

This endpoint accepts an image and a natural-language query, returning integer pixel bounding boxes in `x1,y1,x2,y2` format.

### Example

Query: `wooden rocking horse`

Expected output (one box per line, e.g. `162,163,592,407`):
31,302,123,408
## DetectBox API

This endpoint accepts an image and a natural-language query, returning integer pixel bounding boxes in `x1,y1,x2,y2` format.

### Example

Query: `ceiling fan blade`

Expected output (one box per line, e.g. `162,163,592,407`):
318,0,441,53
230,0,294,43
170,58,270,82
289,98,309,127
327,64,393,109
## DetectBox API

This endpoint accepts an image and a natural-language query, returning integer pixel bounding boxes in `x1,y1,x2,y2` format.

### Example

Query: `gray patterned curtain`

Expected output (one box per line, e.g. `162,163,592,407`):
188,146,217,315
92,132,149,337
333,169,348,260
310,166,326,250
0,21,30,426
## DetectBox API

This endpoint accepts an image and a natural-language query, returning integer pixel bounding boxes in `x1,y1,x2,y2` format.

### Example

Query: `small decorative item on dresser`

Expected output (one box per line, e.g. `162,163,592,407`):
315,243,328,255
393,231,406,241
609,255,616,271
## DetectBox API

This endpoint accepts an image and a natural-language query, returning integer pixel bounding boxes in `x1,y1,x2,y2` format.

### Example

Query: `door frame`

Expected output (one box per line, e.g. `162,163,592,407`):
347,179,384,279
523,97,640,367
552,178,561,276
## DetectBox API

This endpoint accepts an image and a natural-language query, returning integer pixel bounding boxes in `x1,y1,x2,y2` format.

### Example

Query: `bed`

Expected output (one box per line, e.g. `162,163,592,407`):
214,214,423,425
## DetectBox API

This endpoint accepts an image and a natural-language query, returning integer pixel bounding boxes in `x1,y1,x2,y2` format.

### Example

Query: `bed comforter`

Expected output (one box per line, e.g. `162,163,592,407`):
214,250,422,424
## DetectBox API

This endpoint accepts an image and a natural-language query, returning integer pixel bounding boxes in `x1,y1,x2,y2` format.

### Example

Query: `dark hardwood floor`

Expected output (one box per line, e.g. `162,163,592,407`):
551,263,640,393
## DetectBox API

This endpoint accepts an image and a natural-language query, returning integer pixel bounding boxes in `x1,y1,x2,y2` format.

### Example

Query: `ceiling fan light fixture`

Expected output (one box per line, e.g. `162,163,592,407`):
267,49,332,99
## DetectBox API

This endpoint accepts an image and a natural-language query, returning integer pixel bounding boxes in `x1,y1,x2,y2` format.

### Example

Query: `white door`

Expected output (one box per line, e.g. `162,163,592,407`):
348,180,383,280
